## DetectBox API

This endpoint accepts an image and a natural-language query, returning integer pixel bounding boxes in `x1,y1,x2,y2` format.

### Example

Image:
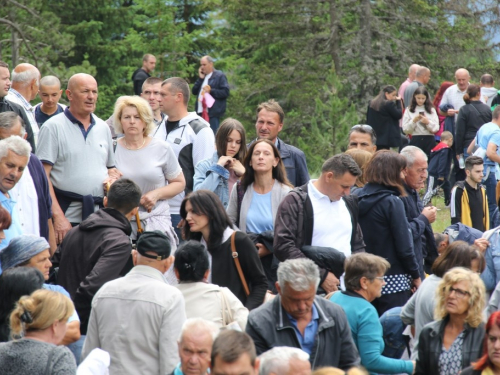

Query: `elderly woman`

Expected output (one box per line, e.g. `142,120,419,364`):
174,240,248,330
113,95,185,245
415,267,486,375
330,253,414,375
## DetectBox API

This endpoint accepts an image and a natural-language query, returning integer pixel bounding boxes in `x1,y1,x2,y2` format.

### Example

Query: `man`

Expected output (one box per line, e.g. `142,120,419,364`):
192,55,230,133
400,146,439,277
55,178,141,335
398,64,420,100
480,74,498,107
0,135,30,251
451,156,489,231
259,347,311,375
132,53,156,95
403,66,431,107
0,112,54,249
156,77,215,237
34,75,65,127
246,259,360,370
211,330,260,375
142,77,165,126
82,231,186,374
173,318,219,375
36,73,119,244
274,154,364,294
0,61,34,150
255,99,310,186
347,124,377,153
439,68,470,120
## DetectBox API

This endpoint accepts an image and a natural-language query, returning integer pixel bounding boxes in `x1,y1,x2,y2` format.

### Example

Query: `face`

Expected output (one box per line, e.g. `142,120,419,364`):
384,90,397,101
456,71,470,91
466,164,484,184
323,171,357,202
445,280,471,316
27,249,52,280
415,94,427,107
470,259,480,274
211,353,258,375
404,154,428,190
0,119,23,140
286,358,311,375
422,72,431,85
226,130,242,157
255,109,283,142
179,331,212,375
488,324,500,370
249,142,278,174
159,84,179,116
348,131,376,153
141,83,162,111
120,106,146,136
66,76,98,115
0,150,29,194
185,200,210,234
277,282,316,320
39,85,63,110
0,67,11,98
366,274,386,301
200,57,214,75
145,57,156,73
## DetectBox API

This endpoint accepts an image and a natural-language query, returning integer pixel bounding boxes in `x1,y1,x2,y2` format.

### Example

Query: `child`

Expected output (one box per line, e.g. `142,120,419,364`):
402,86,440,157
427,131,453,206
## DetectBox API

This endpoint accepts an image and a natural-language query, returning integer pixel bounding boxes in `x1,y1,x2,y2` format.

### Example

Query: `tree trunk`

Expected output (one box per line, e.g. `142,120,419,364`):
329,0,341,74
10,9,18,67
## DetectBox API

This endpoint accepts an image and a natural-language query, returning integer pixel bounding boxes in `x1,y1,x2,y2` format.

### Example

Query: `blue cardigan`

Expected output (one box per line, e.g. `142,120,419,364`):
330,291,414,375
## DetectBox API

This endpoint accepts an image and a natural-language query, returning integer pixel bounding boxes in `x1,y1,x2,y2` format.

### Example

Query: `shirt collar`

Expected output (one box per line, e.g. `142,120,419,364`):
308,180,329,201
64,107,95,127
8,88,32,110
286,303,319,324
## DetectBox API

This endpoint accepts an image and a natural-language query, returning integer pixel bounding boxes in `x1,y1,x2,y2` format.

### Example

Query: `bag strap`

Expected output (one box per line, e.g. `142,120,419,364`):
43,345,57,375
236,181,245,227
231,232,250,296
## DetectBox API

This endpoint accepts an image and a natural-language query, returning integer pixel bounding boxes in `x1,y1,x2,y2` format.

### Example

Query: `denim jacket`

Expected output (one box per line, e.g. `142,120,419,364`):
481,226,500,291
193,152,231,208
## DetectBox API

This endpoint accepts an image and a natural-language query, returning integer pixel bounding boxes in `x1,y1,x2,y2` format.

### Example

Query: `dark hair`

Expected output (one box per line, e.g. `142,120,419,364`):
0,61,8,69
107,178,142,215
369,85,397,112
174,241,209,282
493,106,500,121
240,139,292,191
465,155,484,171
211,330,256,368
463,84,481,104
257,99,285,123
409,86,433,114
480,74,494,85
162,77,190,106
215,118,247,160
0,267,44,341
432,240,475,277
322,153,361,177
349,124,377,145
473,311,500,371
364,150,407,196
344,253,390,292
180,190,233,250
142,77,162,88
433,81,454,108
434,232,447,248
0,205,11,230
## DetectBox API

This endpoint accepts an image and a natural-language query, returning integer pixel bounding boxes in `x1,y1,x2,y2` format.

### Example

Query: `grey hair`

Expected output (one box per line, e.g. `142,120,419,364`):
11,67,39,87
259,347,310,375
203,55,214,64
400,145,427,167
40,75,61,88
178,318,219,342
0,135,31,159
416,66,430,78
0,112,26,138
277,258,320,291
409,64,420,74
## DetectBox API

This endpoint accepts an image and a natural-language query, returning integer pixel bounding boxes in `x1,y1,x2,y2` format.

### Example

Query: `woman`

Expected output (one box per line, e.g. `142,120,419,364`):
174,240,248,330
433,81,454,139
194,118,247,208
345,149,373,193
461,311,500,375
113,95,186,245
0,289,77,374
416,267,486,375
356,150,421,316
401,241,485,357
403,86,440,158
180,190,268,309
455,84,492,160
366,85,403,150
330,253,415,375
0,267,45,342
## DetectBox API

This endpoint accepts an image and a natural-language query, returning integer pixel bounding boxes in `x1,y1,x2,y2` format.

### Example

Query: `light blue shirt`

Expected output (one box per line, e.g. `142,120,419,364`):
477,122,500,166
43,284,80,323
0,193,23,273
245,190,273,233
286,304,319,355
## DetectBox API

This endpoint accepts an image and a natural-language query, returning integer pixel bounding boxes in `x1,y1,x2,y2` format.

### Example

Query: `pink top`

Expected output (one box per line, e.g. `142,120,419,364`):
228,169,239,194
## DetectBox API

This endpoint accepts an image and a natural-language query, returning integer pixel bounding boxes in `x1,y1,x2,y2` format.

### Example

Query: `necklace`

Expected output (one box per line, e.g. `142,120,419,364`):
124,138,146,150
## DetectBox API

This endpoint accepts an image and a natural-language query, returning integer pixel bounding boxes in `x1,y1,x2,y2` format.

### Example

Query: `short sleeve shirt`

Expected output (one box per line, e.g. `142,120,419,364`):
477,122,500,166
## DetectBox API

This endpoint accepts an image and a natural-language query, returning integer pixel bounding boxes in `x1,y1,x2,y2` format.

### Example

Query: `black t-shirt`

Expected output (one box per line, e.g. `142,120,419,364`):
166,120,180,135
131,68,150,95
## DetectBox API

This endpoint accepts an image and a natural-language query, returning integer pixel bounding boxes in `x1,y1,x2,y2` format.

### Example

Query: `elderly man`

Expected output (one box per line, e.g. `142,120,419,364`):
172,318,219,375
34,75,65,127
347,124,377,153
259,347,311,375
36,73,119,244
403,66,431,107
132,53,156,95
398,64,420,100
192,55,230,133
82,231,186,374
246,259,360,370
211,330,260,375
439,68,470,120
400,146,439,277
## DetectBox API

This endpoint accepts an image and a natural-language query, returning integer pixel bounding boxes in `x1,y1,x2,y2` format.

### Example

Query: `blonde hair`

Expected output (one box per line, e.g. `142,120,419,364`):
9,289,74,338
113,95,155,136
434,267,485,327
345,149,372,187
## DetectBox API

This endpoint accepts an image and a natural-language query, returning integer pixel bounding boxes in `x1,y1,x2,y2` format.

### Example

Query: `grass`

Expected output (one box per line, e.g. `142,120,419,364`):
426,195,450,233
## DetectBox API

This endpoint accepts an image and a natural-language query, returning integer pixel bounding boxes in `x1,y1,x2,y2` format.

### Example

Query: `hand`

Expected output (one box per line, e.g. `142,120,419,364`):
420,116,429,125
412,361,416,375
140,191,160,213
456,154,463,161
447,109,456,117
474,238,489,253
256,243,271,258
413,115,421,123
198,67,205,79
53,214,72,244
421,206,437,223
103,177,119,194
107,168,122,180
395,96,402,101
203,85,211,94
217,155,233,168
438,177,444,181
321,272,340,293
411,277,421,293
228,159,245,176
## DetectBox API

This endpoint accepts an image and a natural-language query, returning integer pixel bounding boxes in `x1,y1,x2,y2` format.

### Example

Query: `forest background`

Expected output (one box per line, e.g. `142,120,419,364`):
1,0,500,175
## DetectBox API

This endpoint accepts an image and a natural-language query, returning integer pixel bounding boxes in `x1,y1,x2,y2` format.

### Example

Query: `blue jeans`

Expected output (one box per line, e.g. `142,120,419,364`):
67,334,85,364
171,214,184,244
483,166,497,223
380,307,409,359
209,117,220,134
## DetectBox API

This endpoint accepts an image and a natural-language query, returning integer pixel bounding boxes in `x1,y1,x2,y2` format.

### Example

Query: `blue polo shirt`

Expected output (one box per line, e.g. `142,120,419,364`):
0,193,23,274
286,304,319,355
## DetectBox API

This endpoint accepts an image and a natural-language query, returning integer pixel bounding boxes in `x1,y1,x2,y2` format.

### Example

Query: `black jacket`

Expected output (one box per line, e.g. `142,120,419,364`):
366,100,403,147
246,295,360,370
131,68,150,95
428,142,452,179
455,101,492,151
356,183,420,280
192,69,230,118
416,318,485,375
0,97,35,151
277,138,310,187
54,208,133,334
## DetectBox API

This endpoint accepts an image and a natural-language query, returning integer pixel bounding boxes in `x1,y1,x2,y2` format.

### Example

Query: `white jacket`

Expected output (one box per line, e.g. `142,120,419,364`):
402,105,439,136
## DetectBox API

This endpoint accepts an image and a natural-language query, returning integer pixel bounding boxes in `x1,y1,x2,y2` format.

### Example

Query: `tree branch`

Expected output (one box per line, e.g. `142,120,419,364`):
0,18,39,65
6,0,41,19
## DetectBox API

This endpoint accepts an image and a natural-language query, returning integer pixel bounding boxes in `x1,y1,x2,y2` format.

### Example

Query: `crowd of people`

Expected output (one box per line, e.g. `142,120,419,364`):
1,55,500,375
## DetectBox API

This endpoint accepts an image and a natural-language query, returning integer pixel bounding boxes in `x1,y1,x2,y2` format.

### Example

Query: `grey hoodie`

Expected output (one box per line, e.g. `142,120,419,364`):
481,86,498,107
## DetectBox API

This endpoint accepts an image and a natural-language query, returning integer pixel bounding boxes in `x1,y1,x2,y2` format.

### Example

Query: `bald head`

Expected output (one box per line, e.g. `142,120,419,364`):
455,68,470,91
67,73,96,91
66,74,98,117
40,75,61,89
416,67,431,85
409,64,420,80
11,63,40,101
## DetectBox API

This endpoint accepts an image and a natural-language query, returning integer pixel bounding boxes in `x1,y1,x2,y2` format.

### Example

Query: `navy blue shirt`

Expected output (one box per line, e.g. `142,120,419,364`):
35,104,64,128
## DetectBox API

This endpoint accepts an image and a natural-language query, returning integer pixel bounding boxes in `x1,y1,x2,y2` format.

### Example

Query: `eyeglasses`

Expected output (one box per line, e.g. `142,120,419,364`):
374,276,385,281
447,286,470,299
